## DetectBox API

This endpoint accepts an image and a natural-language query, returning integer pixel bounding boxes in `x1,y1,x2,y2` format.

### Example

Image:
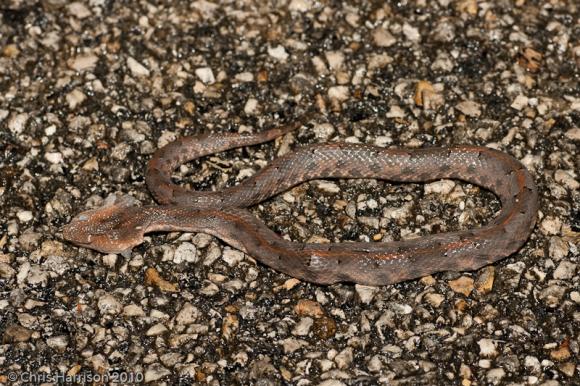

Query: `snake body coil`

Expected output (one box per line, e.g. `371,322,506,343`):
63,121,538,285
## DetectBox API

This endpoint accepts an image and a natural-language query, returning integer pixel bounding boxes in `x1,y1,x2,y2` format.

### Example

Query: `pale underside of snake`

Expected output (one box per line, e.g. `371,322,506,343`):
62,119,539,285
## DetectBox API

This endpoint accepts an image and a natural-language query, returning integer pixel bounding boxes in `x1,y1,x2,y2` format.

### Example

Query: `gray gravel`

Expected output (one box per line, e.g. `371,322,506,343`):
1,0,579,385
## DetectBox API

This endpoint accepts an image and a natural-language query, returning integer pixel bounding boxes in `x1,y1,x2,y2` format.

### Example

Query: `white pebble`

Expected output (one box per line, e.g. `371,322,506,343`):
478,338,498,357
44,125,56,136
431,51,455,72
382,204,411,220
200,281,219,296
355,284,379,304
195,67,215,84
335,347,354,369
511,95,529,110
311,56,328,75
192,233,213,248
403,23,421,42
268,45,289,61
174,242,198,264
282,193,295,203
291,317,313,336
66,89,86,109
318,380,346,386
369,55,393,75
47,335,69,352
478,359,491,368
524,356,541,373
328,86,349,101
358,216,379,229
224,279,244,293
127,57,150,77
97,294,122,315
69,54,98,71
236,169,255,180
45,152,63,164
17,210,33,222
325,51,344,70
313,123,335,140
486,368,506,384
8,113,28,134
288,0,312,12
280,338,308,354
313,181,340,194
157,131,177,148
234,72,253,82
538,285,566,308
367,355,383,372
144,364,171,383
390,303,412,314
244,98,259,115
456,100,482,117
203,245,222,266
424,293,445,308
553,261,576,280
540,216,562,235
0,263,16,279
425,180,456,195
123,304,145,317
222,249,244,266
175,303,199,325
386,105,405,118
548,236,569,260
374,135,393,147
565,128,580,140
372,28,396,47
554,170,579,190
103,253,118,268
67,2,91,19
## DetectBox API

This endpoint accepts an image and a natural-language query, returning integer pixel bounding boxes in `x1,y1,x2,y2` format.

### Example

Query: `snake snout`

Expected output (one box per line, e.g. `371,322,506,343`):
61,223,89,244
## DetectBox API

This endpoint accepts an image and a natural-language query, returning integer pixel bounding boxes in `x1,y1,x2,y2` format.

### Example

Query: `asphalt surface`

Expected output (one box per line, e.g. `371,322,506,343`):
0,0,578,385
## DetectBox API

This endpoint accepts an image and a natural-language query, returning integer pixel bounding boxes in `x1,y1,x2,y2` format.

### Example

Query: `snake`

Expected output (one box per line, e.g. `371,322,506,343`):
62,119,539,285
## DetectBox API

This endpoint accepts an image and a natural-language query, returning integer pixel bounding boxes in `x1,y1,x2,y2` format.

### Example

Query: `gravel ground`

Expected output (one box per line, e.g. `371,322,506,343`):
1,0,579,385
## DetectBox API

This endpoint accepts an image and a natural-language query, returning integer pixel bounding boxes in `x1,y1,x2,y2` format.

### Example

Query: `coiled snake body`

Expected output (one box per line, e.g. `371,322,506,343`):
63,120,538,285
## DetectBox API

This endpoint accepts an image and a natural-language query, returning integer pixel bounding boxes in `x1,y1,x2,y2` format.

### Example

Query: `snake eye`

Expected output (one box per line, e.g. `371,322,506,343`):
75,214,89,221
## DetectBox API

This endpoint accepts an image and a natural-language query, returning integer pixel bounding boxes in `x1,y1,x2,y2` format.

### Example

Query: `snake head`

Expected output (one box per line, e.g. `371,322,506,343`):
62,194,147,255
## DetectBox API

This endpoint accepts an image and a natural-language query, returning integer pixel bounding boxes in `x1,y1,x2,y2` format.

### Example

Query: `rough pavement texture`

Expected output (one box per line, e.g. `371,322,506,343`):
0,0,578,385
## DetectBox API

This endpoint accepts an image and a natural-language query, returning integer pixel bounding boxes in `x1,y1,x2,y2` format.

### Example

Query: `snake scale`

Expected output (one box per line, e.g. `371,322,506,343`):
63,119,538,285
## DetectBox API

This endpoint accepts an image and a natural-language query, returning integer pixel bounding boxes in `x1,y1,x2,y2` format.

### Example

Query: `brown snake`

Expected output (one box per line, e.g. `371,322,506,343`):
62,119,538,285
